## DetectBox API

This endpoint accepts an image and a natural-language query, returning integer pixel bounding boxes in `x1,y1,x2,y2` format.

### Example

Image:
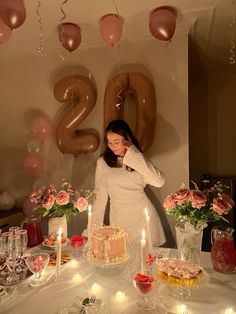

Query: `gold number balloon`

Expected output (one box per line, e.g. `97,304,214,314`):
104,72,156,151
54,75,100,156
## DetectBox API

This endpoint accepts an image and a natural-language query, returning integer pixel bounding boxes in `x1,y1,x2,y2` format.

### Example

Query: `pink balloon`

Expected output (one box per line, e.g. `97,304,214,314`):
0,0,26,29
24,154,43,177
0,17,12,43
22,196,37,217
100,14,123,47
149,7,176,41
31,116,53,143
58,22,81,52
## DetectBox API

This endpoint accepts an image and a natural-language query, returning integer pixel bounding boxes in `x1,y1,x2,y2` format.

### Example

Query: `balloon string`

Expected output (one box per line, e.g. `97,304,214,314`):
36,0,45,56
60,0,69,22
59,0,69,60
229,14,236,64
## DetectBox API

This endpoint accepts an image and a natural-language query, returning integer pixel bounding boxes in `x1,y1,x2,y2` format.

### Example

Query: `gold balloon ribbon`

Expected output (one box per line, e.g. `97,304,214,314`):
36,0,45,56
229,0,236,64
112,0,123,111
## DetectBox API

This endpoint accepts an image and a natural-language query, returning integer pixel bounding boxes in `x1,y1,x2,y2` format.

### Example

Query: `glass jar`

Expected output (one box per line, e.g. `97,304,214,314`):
211,226,236,273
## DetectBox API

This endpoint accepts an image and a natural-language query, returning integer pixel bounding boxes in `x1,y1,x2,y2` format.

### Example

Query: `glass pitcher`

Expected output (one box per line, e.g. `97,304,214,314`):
20,216,43,247
211,226,236,273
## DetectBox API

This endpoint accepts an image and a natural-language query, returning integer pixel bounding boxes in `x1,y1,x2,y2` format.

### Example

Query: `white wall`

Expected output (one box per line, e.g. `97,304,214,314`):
0,34,189,246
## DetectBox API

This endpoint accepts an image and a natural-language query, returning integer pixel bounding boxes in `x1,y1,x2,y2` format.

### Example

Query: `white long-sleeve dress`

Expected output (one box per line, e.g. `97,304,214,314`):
91,145,166,246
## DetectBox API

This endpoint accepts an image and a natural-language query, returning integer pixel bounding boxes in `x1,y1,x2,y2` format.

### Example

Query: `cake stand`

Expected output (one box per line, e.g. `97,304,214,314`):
156,268,209,299
83,242,136,276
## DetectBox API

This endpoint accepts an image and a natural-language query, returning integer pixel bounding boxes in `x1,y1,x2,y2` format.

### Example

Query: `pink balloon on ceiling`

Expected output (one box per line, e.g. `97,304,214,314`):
31,116,53,143
149,7,176,41
0,17,12,43
100,13,123,47
24,154,43,177
0,0,26,29
58,22,81,52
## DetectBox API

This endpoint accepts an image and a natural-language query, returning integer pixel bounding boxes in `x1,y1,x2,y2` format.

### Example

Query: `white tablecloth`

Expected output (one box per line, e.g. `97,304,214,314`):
0,246,236,314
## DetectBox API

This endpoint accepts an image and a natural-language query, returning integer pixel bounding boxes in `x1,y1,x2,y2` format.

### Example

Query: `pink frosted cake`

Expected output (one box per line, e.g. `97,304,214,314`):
88,226,127,263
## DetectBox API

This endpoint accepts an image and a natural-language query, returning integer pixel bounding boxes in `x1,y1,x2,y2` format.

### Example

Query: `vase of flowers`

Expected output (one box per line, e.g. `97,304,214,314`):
30,179,95,239
163,181,234,265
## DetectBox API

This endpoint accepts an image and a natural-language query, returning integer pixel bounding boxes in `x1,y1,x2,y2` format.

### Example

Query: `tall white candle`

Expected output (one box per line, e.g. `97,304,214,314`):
87,204,92,243
56,227,62,278
141,229,146,274
145,208,153,252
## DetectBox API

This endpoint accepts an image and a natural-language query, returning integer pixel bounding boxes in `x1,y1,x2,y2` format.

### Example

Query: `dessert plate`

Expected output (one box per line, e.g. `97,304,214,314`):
42,239,69,250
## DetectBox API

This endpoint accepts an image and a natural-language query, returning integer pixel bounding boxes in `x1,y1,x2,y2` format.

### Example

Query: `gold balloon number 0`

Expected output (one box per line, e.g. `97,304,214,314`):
54,72,156,155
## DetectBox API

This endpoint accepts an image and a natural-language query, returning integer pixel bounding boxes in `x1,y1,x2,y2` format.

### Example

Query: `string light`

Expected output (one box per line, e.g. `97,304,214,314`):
229,0,236,64
59,0,69,61
36,0,45,56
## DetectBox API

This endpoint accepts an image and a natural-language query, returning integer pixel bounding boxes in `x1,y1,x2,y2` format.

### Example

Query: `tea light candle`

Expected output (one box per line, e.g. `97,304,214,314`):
141,229,146,274
177,304,188,314
115,291,125,302
91,283,101,293
87,204,92,243
225,308,235,314
144,208,153,252
56,227,62,278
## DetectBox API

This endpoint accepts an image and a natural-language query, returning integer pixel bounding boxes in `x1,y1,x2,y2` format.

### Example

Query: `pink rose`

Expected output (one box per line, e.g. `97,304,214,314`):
56,190,70,205
74,197,88,212
42,194,55,210
220,193,234,209
212,193,234,215
174,189,190,205
163,193,176,210
189,190,207,209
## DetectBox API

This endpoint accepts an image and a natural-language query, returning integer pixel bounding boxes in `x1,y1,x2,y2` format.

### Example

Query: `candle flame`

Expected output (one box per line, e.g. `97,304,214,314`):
58,227,62,237
88,204,92,213
144,208,149,217
142,229,145,240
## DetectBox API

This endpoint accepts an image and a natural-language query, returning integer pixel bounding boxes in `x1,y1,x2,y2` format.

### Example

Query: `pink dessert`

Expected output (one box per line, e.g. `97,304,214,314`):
89,226,127,263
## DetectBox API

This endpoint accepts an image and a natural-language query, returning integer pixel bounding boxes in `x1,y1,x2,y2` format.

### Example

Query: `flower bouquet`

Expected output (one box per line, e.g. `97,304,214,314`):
163,181,234,264
163,181,234,230
30,179,95,223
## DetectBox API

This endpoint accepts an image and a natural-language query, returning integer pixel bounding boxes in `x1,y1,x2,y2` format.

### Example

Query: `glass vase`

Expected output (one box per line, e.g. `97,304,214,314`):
175,222,206,265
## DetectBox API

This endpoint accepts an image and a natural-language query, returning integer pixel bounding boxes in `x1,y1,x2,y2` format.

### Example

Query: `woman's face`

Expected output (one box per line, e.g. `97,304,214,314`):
107,132,126,156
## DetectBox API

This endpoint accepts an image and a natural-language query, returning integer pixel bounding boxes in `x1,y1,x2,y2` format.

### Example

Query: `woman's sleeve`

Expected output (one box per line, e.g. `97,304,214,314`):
123,145,165,187
91,157,109,226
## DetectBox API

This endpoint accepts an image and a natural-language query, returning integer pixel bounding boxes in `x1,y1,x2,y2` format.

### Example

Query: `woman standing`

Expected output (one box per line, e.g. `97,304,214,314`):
87,119,165,246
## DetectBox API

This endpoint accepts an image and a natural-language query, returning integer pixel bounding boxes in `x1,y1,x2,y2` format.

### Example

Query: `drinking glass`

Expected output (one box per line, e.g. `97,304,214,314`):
9,226,20,235
16,229,28,256
26,253,50,287
2,231,12,256
8,234,20,259
132,271,156,311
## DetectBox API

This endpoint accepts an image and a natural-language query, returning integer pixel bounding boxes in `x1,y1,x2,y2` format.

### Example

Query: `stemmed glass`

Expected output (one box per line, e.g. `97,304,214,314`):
26,253,50,287
132,271,156,311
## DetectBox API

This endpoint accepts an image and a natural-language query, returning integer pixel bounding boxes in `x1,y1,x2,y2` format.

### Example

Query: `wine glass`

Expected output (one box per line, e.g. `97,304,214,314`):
132,271,156,311
26,253,49,287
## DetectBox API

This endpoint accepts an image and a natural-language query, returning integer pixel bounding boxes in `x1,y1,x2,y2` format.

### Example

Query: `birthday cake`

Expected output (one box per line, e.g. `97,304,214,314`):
156,257,203,287
88,226,128,263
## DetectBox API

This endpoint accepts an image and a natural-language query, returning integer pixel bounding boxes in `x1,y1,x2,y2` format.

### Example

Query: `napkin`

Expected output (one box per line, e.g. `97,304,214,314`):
57,295,104,314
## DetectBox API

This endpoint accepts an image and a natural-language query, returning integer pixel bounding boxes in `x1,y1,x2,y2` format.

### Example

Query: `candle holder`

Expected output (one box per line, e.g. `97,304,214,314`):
132,271,156,311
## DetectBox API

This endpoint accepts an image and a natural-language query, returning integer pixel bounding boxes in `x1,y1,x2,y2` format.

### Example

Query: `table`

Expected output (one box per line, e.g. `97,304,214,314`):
0,246,236,314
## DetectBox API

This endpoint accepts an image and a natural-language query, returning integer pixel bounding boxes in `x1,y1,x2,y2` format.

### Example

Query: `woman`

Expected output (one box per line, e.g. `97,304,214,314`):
88,119,165,246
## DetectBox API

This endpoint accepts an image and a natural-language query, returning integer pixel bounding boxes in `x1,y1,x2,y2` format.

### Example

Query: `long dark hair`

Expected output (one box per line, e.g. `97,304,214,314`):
103,119,142,169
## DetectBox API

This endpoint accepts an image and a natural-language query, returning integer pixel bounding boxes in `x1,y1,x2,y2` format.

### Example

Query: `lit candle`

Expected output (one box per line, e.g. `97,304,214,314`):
87,204,92,243
115,291,126,302
56,227,62,278
144,208,153,252
225,308,235,314
91,282,101,293
141,229,146,274
177,304,188,314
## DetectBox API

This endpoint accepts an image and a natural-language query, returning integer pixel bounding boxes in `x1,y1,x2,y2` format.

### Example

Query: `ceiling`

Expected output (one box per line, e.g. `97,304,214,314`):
2,0,236,75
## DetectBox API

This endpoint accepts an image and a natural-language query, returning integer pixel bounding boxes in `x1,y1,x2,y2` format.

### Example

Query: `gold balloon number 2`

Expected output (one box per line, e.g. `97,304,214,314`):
54,72,156,156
